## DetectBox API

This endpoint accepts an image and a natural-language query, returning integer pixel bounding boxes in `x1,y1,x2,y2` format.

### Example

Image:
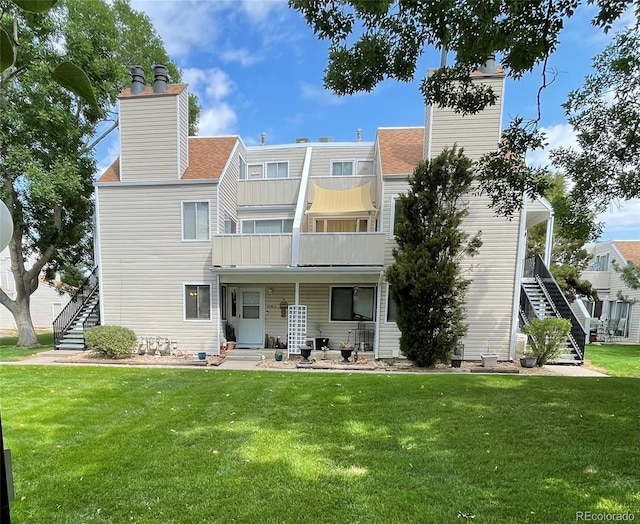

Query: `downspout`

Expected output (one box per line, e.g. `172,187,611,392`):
95,185,105,324
508,198,528,360
216,273,221,356
374,270,383,360
544,211,554,268
291,146,313,266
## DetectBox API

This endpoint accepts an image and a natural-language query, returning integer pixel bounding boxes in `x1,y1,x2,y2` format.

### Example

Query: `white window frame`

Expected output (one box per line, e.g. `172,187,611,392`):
266,161,289,179
247,164,264,179
183,283,212,322
389,194,402,239
241,218,294,234
356,159,374,176
595,253,610,271
329,285,376,322
330,160,355,176
181,200,211,241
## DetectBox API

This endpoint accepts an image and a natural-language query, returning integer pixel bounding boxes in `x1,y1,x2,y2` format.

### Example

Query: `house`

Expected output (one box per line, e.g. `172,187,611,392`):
581,240,640,342
57,63,584,362
0,246,71,330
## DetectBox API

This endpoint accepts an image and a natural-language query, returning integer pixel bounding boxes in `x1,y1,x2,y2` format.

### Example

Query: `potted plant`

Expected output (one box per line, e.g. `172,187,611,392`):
274,349,283,362
340,330,353,363
519,354,538,368
299,340,312,363
225,322,236,350
523,317,572,366
450,342,464,368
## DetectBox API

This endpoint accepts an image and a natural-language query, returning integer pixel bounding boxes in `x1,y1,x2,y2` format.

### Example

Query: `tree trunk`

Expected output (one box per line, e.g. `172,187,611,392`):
14,295,39,347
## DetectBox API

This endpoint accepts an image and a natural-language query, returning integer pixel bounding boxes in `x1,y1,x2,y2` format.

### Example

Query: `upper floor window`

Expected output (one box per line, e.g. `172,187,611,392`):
389,195,405,238
387,286,397,323
182,201,210,241
242,218,293,234
594,254,610,271
266,162,288,179
330,286,375,321
239,156,247,180
224,217,237,234
184,284,211,321
332,161,354,176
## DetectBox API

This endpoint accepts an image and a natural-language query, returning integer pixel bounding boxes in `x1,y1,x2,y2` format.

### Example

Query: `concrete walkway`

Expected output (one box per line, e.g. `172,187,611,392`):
2,349,611,377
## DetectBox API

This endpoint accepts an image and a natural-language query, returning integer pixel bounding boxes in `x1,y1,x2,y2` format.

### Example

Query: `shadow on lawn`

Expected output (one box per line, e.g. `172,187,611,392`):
2,368,638,523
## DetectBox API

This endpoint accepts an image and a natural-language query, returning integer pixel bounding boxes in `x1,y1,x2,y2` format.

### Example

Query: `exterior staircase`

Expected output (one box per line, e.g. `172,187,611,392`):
520,256,586,364
53,267,100,350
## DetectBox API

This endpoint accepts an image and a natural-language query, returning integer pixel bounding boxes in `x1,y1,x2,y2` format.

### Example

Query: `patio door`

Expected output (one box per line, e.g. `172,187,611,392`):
236,288,264,348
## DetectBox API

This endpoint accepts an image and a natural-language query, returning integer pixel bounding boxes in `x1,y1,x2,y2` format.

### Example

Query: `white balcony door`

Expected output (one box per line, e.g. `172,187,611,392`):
236,288,264,348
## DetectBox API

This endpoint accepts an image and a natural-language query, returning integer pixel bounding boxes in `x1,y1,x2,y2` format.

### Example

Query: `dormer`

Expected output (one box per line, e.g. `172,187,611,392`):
424,59,505,161
118,65,189,182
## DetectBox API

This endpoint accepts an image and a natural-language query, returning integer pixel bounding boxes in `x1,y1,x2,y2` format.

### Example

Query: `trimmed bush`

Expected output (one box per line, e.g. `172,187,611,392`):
85,325,137,359
523,317,572,366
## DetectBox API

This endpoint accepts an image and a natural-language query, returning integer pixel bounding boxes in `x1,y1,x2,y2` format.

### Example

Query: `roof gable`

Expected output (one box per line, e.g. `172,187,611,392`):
377,128,424,175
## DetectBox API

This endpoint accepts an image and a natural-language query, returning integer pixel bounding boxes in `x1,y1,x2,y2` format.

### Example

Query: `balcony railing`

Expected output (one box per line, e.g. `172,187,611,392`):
298,232,385,266
581,270,611,291
212,234,292,266
237,178,301,206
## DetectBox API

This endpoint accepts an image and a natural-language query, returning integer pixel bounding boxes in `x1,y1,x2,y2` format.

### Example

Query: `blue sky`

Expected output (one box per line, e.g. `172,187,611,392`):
98,0,639,241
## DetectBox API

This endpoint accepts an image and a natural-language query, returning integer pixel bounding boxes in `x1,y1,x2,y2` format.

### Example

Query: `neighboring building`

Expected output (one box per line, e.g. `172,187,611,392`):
582,240,640,342
0,246,71,330
56,64,583,362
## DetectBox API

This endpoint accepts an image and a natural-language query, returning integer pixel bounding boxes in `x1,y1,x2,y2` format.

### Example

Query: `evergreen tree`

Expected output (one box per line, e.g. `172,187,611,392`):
386,148,482,367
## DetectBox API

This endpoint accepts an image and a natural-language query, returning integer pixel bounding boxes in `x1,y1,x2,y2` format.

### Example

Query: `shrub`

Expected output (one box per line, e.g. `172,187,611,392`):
85,325,137,359
523,317,572,366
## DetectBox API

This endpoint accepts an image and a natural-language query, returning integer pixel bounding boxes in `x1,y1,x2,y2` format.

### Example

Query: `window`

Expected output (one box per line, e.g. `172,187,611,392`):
182,201,210,241
248,164,263,179
390,196,405,238
242,219,293,234
224,217,236,234
220,284,227,321
331,161,354,176
594,254,610,271
239,157,247,180
387,286,397,322
185,285,211,320
330,286,375,321
266,162,288,179
315,219,368,232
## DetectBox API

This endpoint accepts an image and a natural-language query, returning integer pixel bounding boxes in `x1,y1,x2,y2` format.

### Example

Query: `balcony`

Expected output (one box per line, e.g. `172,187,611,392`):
582,270,611,292
298,232,385,266
237,178,301,206
212,235,292,266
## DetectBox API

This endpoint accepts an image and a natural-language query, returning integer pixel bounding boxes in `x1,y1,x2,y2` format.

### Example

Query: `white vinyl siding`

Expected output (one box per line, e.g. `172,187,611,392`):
97,183,219,353
309,144,375,177
182,201,210,241
239,156,247,180
178,89,189,176
119,95,181,181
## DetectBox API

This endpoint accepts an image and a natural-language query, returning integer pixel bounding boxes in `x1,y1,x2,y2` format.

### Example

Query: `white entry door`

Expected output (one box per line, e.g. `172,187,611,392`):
236,288,264,348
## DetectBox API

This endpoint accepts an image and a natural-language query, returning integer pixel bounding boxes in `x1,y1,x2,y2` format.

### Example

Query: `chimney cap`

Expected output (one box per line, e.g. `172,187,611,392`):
129,65,145,95
153,64,169,94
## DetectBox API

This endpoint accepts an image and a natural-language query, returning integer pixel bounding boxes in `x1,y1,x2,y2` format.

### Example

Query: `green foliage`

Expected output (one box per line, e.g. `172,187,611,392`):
85,325,137,359
550,263,598,302
386,147,481,367
551,27,640,212
612,260,640,290
523,317,571,366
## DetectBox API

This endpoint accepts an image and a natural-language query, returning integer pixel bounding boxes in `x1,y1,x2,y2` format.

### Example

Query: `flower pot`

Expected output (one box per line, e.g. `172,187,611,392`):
451,358,462,368
340,348,353,363
274,353,283,362
300,347,312,363
227,341,236,351
481,354,498,368
520,356,538,368
198,352,206,360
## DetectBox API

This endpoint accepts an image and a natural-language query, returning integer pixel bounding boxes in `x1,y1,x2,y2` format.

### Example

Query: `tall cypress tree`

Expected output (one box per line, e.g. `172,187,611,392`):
386,147,482,367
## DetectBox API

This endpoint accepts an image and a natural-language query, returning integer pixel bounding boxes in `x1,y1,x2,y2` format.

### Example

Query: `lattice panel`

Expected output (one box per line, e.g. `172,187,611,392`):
287,305,307,355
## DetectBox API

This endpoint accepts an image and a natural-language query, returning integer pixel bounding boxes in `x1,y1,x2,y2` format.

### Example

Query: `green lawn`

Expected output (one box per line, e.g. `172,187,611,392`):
585,344,640,377
0,331,54,361
0,367,638,523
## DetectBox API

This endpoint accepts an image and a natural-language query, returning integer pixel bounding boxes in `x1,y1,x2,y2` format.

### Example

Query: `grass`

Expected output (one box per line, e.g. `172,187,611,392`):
585,344,640,377
0,367,638,523
0,331,54,361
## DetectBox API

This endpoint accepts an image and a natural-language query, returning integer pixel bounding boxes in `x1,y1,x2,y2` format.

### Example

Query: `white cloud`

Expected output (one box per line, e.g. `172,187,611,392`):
525,123,578,168
239,0,287,24
183,68,235,101
198,105,237,136
219,47,261,67
300,82,345,105
598,199,640,240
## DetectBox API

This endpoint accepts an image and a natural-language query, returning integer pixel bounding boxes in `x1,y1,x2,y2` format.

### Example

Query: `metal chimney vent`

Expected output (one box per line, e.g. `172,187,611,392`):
478,55,496,74
260,132,266,146
318,136,333,143
295,137,311,143
130,65,145,95
356,129,362,142
153,64,169,93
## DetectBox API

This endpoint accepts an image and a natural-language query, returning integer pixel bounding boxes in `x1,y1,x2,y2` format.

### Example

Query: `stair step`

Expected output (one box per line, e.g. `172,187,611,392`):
57,343,85,350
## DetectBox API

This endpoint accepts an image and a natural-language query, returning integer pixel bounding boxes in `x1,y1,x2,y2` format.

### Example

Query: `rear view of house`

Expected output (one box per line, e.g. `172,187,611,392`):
53,62,584,363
